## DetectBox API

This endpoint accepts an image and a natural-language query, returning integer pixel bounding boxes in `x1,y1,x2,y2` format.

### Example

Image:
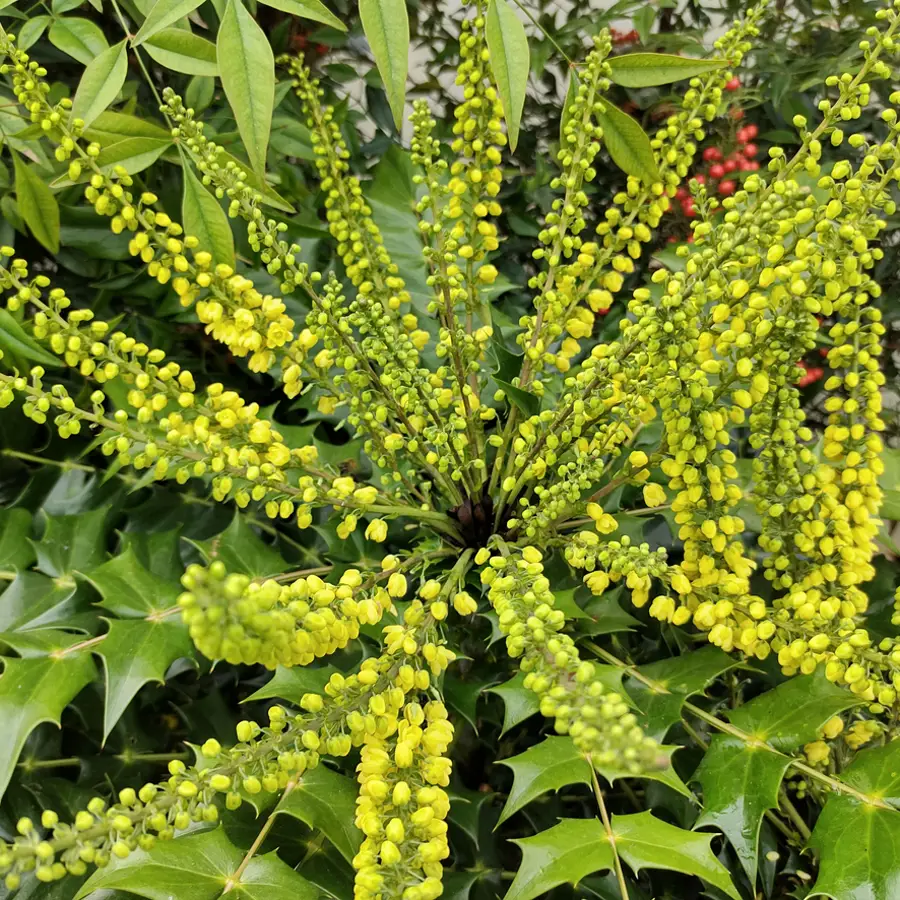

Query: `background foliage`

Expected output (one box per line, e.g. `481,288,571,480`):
0,0,899,899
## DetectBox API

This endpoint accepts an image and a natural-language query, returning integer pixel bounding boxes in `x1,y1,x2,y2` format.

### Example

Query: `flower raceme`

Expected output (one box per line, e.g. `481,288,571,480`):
1,2,900,898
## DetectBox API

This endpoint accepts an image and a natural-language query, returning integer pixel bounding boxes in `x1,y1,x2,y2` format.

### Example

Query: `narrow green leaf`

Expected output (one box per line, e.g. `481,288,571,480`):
133,0,205,45
495,378,540,416
52,137,173,186
181,165,234,266
85,545,181,617
16,15,51,51
185,75,215,113
144,28,218,76
607,52,726,88
47,17,108,64
210,145,295,213
596,101,660,185
0,508,34,570
97,618,192,739
71,39,128,129
359,0,409,130
559,69,578,150
13,153,60,253
485,0,529,152
0,653,97,801
87,110,173,142
217,0,274,177
256,0,345,31
0,308,63,367
276,765,362,863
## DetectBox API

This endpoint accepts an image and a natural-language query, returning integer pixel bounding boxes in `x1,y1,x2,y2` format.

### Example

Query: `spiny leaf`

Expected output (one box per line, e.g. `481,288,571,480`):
85,545,181,617
31,508,111,578
0,508,34,570
359,0,409,130
0,652,97,801
193,512,287,577
607,52,726,88
485,0,529,152
257,0,345,31
217,0,274,177
0,572,81,632
486,671,539,735
243,664,339,705
182,164,234,266
595,101,659,185
133,0,205,45
71,38,128,129
13,152,60,254
233,851,319,900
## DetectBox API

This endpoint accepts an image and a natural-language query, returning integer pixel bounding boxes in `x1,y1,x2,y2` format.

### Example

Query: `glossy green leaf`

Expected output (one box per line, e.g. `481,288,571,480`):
75,825,241,900
0,308,62,367
0,653,97,801
276,765,362,863
596,745,692,800
52,137,173,187
233,852,319,900
47,17,108,64
133,0,205,45
595,101,659,185
485,0,529,152
119,527,185,582
217,0,274,176
97,617,192,740
13,153,60,254
17,15,52,51
194,513,286,578
495,378,540,417
576,589,641,636
607,52,726,88
86,546,180,617
257,0,344,31
694,673,861,882
497,736,592,825
32,508,110,578
626,646,739,740
809,742,900,900
0,508,34,570
182,165,234,265
86,110,173,142
185,75,215,113
144,28,218,76
486,671,539,735
559,69,578,151
359,0,409,129
243,664,339,705
209,145,294,213
71,39,128,129
0,572,80,632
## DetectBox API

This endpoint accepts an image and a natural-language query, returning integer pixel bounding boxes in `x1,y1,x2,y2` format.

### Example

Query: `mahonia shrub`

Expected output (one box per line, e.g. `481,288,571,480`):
1,0,900,898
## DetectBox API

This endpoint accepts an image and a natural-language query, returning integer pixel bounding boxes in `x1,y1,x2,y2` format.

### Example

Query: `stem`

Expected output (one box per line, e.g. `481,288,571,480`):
2,449,95,472
779,787,812,842
588,757,630,900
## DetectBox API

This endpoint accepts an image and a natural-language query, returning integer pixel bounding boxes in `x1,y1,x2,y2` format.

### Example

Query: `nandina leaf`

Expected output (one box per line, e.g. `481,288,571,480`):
595,101,660,185
13,152,60,254
144,29,219,77
485,0,529,152
182,164,235,267
71,39,128,129
257,0,345,31
47,17,108,64
607,52,726,88
133,0,205,45
359,0,409,129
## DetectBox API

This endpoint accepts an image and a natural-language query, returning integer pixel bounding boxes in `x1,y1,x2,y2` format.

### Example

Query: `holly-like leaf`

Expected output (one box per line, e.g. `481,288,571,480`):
595,102,660,185
485,0,529,152
576,588,641,636
217,0,274,176
694,673,861,882
47,17,108,64
119,527,184,581
0,652,97,801
97,617,192,740
234,852,319,900
276,765,363,863
32,508,110,578
194,513,287,577
486,671,539,735
182,164,234,266
243,664,339,705
809,742,900,900
497,736,593,825
626,646,739,740
13,152,60,254
75,825,241,900
0,507,35,570
71,39,128,129
607,52,726,88
257,0,345,31
144,29,219,77
85,545,180,617
0,572,81,632
133,0,205,45
596,745,692,800
359,0,409,130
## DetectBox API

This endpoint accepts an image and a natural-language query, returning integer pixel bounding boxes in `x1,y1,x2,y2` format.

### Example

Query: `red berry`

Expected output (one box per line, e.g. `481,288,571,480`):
681,198,696,218
744,124,758,139
686,234,695,243
718,179,736,196
692,173,706,185
675,186,688,200
736,127,749,144
703,147,723,162
730,108,745,120
742,143,758,158
709,163,725,179
746,161,759,171
667,235,678,244
723,159,738,173
738,159,754,171
725,77,741,91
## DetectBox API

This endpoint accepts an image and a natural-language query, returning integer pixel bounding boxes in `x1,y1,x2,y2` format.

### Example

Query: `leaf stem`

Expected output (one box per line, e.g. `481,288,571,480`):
587,755,630,900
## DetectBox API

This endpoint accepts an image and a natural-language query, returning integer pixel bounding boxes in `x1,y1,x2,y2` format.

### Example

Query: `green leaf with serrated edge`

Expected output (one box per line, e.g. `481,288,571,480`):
694,673,861,882
243,664,339,704
625,646,739,741
497,736,592,825
596,744,691,800
448,784,493,847
359,0,409,129
576,588,641,636
809,742,900,900
552,588,590,620
13,153,59,253
0,308,63,367
75,825,241,900
182,164,234,266
97,617,192,740
486,671,539,735
194,512,287,577
485,0,529,152
0,572,79,632
506,818,614,900
0,508,34,570
607,52,726,88
217,0,274,177
443,871,479,900
144,28,218,76
71,39,128,129
119,527,184,581
257,0,344,30
86,547,180,617
595,102,659,185
31,508,110,578
276,765,362,863
0,653,96,801
233,852,319,900
47,17,108,64
133,0,205,45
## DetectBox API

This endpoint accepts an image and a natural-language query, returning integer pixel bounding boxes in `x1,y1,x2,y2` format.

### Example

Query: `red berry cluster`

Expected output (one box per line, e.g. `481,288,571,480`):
797,360,825,388
610,28,640,45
